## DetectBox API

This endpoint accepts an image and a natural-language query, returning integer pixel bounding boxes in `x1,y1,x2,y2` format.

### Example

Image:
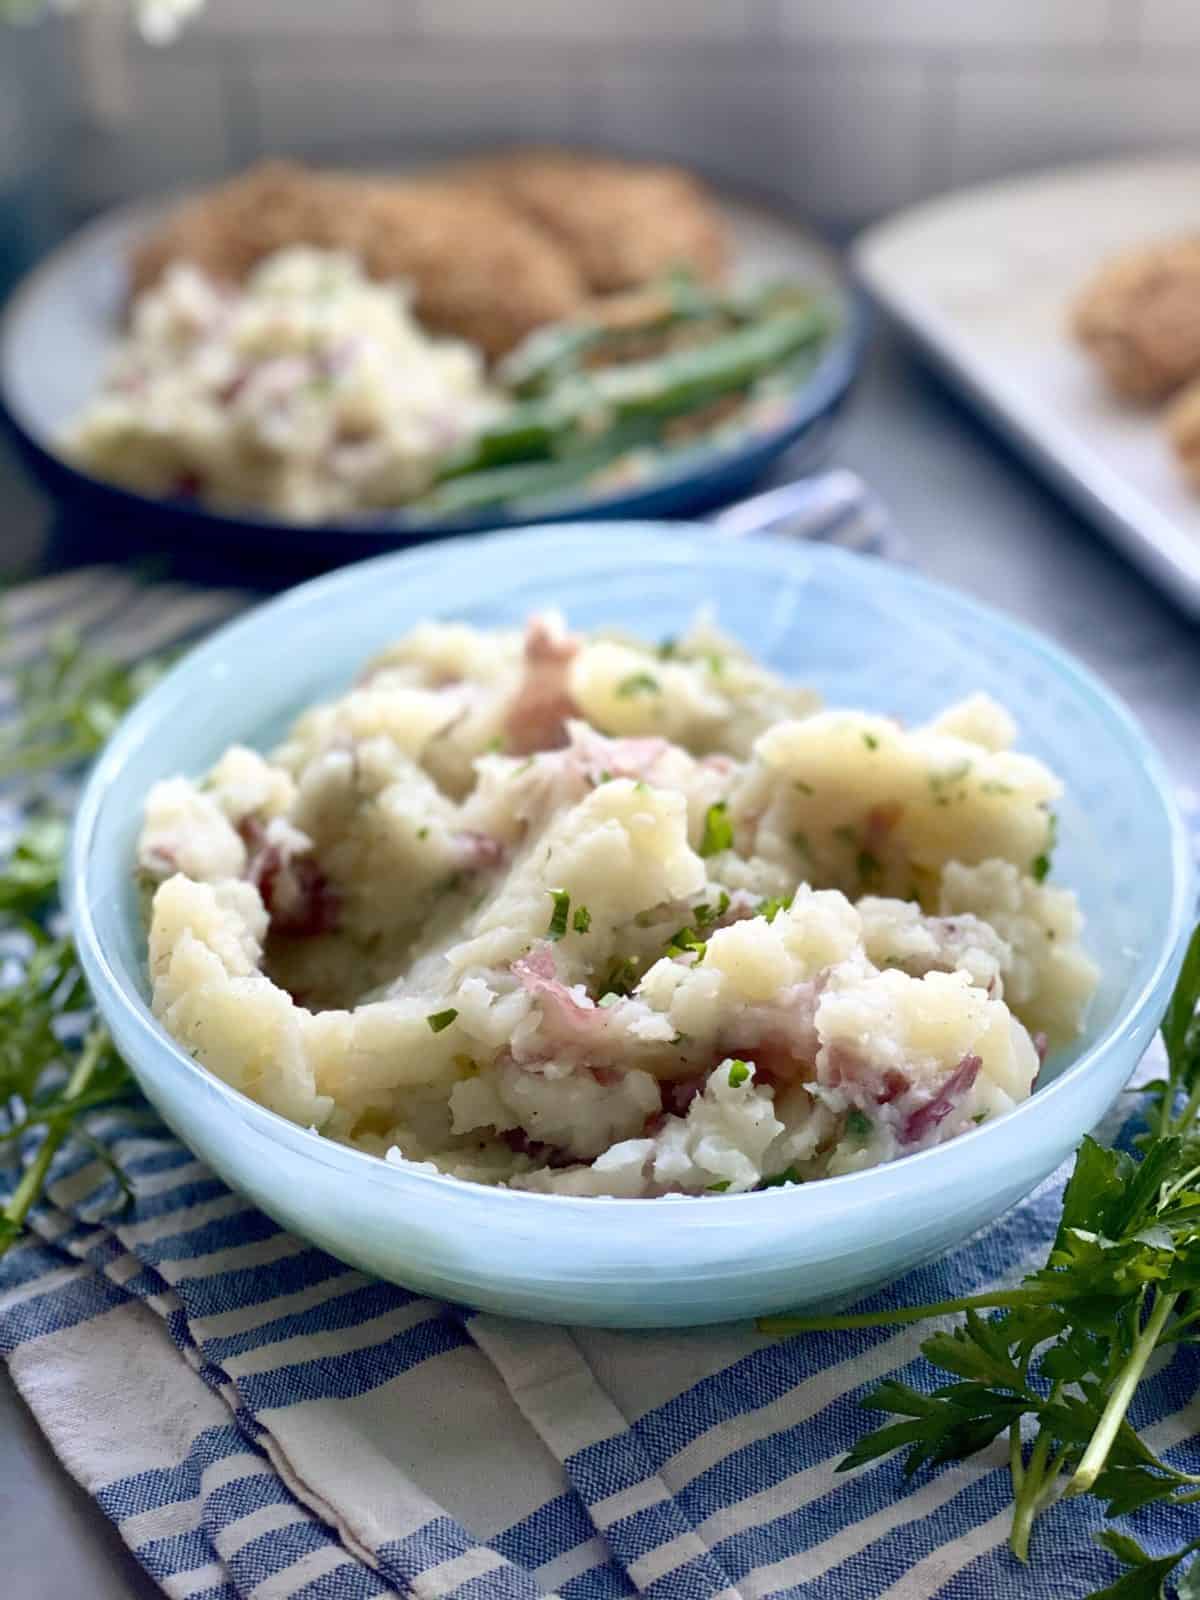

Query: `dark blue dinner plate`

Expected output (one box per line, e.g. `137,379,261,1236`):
0,191,865,560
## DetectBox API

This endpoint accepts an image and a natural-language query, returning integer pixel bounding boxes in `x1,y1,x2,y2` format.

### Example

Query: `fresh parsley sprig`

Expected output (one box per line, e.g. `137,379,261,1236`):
0,627,165,1257
0,627,167,780
759,924,1200,1591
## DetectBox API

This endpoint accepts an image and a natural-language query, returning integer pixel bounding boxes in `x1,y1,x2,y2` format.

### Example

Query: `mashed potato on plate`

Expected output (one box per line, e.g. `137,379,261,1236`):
138,614,1097,1198
66,247,500,522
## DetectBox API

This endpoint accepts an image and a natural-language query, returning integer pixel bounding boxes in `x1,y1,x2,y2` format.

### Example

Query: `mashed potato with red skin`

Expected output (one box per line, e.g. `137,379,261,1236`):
138,614,1097,1197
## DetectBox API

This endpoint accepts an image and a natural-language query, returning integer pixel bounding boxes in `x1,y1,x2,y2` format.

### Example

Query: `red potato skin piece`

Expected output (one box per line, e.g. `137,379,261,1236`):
239,817,340,938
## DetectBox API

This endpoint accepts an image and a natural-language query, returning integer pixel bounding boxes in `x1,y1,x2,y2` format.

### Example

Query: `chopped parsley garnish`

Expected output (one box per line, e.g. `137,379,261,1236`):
760,1167,803,1189
546,887,572,939
980,779,1014,796
929,759,972,796
616,671,661,698
657,636,678,659
793,779,814,796
971,1111,988,1125
597,992,622,1008
726,1059,751,1088
600,955,639,996
1031,810,1058,883
845,1107,872,1139
708,1179,732,1192
832,823,857,847
857,849,882,889
572,905,592,934
705,652,725,676
486,735,505,752
426,1009,458,1033
417,826,429,840
690,891,731,929
665,927,706,962
699,800,733,857
791,830,809,854
862,731,879,751
756,894,793,923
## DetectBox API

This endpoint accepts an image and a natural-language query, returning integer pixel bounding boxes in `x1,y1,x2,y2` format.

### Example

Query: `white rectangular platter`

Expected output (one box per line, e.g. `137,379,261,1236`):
854,157,1200,619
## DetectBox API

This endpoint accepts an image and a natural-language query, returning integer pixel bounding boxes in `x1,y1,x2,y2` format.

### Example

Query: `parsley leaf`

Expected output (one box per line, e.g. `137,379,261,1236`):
616,671,660,698
426,1009,458,1033
572,905,592,935
546,888,571,940
699,800,733,857
1032,810,1058,883
759,924,1200,1576
726,1060,751,1088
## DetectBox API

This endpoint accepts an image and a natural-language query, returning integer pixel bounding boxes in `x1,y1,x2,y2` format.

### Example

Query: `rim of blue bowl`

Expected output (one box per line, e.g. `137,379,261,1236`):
68,524,1196,1214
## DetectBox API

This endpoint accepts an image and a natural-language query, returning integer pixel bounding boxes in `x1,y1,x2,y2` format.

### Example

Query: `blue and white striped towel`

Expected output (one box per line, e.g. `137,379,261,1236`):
3,485,1197,1600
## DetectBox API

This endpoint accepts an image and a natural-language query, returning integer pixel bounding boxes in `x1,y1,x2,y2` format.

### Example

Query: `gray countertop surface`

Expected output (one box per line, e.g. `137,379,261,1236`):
1,327,1197,1598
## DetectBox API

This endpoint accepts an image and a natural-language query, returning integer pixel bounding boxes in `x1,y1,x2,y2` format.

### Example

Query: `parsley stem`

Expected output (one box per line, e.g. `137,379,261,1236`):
0,738,97,778
1068,1288,1179,1497
1,1026,109,1247
1169,1079,1200,1139
1009,1384,1063,1562
758,1289,1036,1336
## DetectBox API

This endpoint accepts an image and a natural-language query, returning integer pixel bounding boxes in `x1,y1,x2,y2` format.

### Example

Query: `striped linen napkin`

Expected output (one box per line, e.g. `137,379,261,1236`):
2,486,1196,1600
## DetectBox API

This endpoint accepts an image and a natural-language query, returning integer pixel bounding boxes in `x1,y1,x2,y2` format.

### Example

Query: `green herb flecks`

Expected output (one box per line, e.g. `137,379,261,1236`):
857,849,882,890
760,1166,803,1189
759,925,1200,1577
844,1108,872,1140
756,894,793,924
665,926,707,962
726,1060,751,1089
928,759,973,798
616,671,661,699
600,955,639,998
546,888,572,940
1032,811,1058,884
426,1009,458,1034
699,800,733,858
572,905,592,935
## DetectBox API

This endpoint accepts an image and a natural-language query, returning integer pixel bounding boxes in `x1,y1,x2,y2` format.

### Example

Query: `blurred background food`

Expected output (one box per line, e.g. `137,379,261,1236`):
6,1,1200,295
53,152,833,522
1073,234,1200,495
6,2,1200,567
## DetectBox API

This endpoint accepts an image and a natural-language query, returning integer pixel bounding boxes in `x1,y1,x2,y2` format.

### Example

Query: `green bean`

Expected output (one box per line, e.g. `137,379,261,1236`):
580,304,830,423
434,397,574,480
498,273,737,397
435,294,834,494
419,420,659,515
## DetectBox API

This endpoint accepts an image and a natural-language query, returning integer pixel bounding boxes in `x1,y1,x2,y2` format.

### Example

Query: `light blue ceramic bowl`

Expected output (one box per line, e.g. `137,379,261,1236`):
69,525,1194,1328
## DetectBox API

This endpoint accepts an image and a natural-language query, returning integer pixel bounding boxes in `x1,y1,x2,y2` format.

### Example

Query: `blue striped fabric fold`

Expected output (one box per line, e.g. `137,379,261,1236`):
1,507,1195,1600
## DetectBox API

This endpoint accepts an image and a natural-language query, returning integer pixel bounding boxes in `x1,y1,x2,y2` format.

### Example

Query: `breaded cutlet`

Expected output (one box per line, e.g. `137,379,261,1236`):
129,161,588,360
456,149,728,294
1072,236,1200,401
